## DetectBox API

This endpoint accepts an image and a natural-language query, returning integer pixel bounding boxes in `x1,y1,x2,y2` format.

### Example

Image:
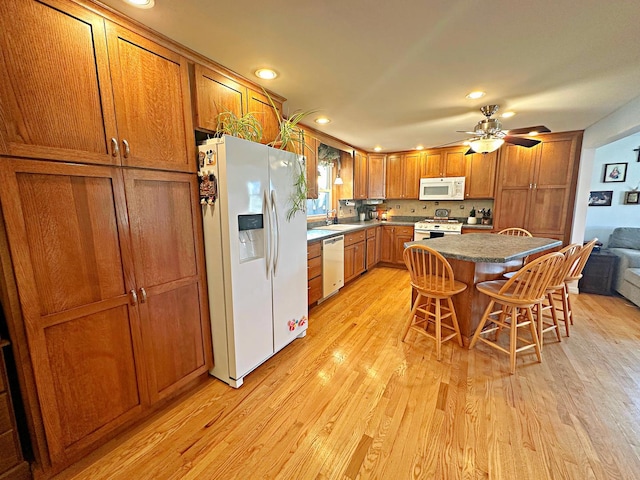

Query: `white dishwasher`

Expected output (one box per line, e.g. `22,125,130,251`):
322,235,344,299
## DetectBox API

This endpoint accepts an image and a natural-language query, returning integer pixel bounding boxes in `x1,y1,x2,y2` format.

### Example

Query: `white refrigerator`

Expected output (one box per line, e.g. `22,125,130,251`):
199,135,308,387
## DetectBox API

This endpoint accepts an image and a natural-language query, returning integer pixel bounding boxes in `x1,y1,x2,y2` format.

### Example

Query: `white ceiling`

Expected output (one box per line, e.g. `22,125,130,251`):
99,0,640,153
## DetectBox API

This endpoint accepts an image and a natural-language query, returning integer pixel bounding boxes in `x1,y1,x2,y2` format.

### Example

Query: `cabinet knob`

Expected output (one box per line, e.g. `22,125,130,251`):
139,287,147,303
122,139,131,158
111,138,119,157
129,289,138,306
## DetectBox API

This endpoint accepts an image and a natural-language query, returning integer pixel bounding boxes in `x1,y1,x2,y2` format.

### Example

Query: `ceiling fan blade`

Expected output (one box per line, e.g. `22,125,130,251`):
504,136,541,148
464,148,474,156
506,125,551,135
456,130,477,135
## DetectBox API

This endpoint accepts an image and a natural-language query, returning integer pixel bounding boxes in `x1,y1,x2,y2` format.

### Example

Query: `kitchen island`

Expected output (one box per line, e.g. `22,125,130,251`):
407,233,562,343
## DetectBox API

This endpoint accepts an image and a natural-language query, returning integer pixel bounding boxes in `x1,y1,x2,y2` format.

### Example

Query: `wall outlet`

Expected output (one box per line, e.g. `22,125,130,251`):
460,205,465,209
395,204,400,209
410,208,415,213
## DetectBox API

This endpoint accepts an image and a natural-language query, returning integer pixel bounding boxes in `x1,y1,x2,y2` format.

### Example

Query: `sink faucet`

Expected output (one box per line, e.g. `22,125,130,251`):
326,209,336,225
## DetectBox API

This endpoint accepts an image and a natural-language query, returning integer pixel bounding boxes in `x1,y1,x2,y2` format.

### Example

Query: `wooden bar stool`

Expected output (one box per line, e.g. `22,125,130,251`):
497,227,532,237
536,244,581,347
402,245,467,361
469,251,564,374
551,238,598,336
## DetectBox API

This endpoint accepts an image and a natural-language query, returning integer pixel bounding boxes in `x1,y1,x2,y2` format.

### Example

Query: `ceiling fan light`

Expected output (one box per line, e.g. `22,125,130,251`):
469,137,504,154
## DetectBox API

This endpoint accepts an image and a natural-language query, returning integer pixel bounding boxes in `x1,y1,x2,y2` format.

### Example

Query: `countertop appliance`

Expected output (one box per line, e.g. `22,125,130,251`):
199,135,308,388
419,176,465,201
322,235,344,299
414,209,462,240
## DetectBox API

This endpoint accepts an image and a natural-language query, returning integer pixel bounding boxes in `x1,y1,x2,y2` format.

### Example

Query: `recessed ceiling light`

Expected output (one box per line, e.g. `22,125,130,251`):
314,117,331,125
255,68,278,80
374,146,382,152
501,111,516,118
415,145,424,150
465,91,486,99
123,0,155,8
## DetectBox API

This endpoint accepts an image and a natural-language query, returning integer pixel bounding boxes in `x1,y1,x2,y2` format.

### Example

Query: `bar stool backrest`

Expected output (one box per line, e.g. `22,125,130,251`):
497,227,533,237
566,238,598,283
499,252,564,302
404,245,456,293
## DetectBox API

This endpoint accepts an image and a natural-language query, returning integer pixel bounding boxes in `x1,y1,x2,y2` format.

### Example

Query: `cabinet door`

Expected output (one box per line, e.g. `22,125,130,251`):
421,151,443,178
497,143,537,188
354,151,368,199
385,154,403,199
367,237,376,269
123,170,211,403
193,64,247,132
305,135,319,199
344,244,356,282
443,149,466,177
527,135,579,236
0,159,144,466
106,23,195,172
394,233,413,265
466,151,497,198
494,188,530,231
375,226,382,264
403,152,421,199
353,242,366,276
0,0,118,165
380,226,395,263
367,154,386,199
247,89,281,145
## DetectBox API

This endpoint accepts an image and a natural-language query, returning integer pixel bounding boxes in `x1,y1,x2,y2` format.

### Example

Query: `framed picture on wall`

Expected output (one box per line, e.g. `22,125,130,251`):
603,162,627,182
624,191,639,204
588,190,613,206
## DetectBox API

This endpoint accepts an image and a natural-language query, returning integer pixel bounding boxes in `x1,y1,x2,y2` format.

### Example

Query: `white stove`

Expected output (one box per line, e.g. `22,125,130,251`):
414,209,462,240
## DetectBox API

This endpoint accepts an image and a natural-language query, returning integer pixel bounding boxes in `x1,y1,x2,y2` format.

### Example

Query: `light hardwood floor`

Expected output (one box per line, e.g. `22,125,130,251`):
54,267,640,479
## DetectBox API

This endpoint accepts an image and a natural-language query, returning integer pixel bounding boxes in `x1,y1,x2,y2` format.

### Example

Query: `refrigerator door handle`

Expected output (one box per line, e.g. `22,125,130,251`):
271,189,280,276
263,189,272,278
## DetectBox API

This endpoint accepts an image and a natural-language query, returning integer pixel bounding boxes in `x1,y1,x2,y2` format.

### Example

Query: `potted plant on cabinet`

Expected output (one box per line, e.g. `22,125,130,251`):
467,206,477,225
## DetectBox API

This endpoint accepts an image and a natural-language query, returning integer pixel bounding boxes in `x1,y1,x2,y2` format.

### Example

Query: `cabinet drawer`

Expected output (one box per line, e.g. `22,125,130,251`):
345,230,366,246
395,226,414,236
308,276,323,305
307,241,322,260
0,430,19,474
308,256,322,280
366,227,377,239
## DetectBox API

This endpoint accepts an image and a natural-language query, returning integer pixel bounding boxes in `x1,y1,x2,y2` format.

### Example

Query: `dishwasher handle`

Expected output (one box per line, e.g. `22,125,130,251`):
323,235,344,245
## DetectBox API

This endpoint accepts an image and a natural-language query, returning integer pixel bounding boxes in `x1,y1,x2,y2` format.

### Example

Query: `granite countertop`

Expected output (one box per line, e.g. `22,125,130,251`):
405,233,562,263
307,220,414,243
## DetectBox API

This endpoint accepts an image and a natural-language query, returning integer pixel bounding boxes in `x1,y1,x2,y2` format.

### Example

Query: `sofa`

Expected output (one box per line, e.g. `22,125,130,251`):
607,227,640,307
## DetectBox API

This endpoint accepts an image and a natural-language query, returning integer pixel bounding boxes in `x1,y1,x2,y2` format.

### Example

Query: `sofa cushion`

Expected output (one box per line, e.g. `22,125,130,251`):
623,268,640,289
608,227,640,249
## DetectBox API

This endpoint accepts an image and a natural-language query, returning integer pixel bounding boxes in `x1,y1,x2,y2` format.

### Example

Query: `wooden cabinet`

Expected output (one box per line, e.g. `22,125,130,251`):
380,225,414,265
366,226,381,270
192,63,283,146
421,147,466,178
367,154,386,199
0,0,195,172
465,151,497,198
307,242,322,305
304,133,319,199
385,152,420,199
336,151,354,200
344,231,366,283
353,151,368,199
0,159,211,470
494,132,582,243
0,342,30,480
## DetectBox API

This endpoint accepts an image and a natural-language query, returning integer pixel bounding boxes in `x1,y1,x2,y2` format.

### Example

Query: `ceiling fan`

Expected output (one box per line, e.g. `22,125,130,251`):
458,105,550,155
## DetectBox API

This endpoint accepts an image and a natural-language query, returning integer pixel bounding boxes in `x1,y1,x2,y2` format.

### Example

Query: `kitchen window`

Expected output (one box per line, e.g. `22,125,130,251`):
306,163,332,219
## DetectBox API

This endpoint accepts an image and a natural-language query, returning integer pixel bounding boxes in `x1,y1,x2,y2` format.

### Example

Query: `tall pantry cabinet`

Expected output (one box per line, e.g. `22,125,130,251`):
0,0,211,475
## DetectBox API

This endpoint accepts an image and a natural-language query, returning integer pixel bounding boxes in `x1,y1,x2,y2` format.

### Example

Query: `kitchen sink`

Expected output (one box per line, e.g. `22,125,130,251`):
313,224,360,231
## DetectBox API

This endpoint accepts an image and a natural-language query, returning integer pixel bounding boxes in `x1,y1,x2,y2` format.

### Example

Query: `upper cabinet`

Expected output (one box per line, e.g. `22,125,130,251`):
465,151,497,199
493,131,583,242
421,147,466,178
192,63,283,146
386,152,420,199
367,153,386,199
105,23,195,172
0,0,195,172
353,150,368,199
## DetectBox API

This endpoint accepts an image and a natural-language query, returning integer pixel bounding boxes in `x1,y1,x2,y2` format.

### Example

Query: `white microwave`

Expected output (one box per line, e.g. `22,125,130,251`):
418,176,465,201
